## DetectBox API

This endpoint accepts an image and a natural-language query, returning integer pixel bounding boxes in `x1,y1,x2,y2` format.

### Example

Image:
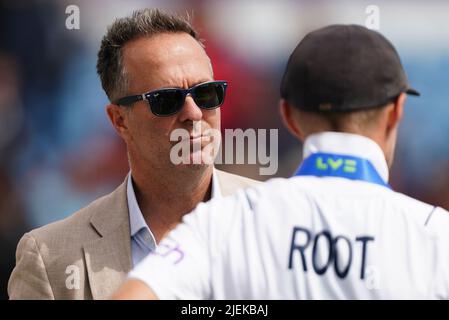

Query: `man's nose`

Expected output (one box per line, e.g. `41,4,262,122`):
178,95,202,122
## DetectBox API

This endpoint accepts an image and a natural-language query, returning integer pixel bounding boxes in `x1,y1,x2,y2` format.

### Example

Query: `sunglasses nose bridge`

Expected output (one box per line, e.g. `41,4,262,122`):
145,81,225,116
179,92,203,122
183,94,200,109
184,87,196,100
183,86,199,105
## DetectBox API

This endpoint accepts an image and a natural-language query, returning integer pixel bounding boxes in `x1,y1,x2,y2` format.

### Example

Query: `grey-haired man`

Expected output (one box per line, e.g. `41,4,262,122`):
8,9,259,300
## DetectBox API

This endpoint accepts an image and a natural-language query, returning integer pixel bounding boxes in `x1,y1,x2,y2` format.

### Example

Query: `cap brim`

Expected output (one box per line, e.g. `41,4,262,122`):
406,87,420,96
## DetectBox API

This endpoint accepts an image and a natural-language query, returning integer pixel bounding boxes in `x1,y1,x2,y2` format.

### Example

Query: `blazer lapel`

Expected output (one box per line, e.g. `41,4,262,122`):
83,178,132,300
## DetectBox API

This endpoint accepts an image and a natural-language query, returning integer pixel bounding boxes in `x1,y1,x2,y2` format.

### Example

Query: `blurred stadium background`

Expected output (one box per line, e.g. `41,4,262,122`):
0,0,448,299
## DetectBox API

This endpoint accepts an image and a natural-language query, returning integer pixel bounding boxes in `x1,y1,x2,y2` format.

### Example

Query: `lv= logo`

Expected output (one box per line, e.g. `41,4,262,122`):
316,157,357,173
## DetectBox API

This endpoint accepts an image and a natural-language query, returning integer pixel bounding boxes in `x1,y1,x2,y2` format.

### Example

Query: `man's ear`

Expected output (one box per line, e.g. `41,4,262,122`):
386,92,406,132
106,104,130,140
279,99,305,142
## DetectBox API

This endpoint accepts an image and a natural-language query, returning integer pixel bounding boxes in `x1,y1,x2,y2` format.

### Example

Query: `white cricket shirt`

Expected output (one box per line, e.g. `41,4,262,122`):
128,132,449,299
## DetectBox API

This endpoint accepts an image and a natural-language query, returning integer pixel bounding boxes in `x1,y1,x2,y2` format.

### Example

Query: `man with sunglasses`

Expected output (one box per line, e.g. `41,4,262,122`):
8,9,258,299
113,25,449,299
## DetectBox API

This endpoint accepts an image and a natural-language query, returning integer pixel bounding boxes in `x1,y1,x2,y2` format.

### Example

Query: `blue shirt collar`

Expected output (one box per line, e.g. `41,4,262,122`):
127,167,221,239
303,132,389,184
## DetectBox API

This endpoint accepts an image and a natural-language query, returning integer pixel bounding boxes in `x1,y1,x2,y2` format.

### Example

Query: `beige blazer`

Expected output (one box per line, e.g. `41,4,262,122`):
8,169,259,300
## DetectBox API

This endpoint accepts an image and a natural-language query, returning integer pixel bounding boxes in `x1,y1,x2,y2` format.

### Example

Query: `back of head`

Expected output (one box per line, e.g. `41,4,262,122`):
279,25,420,167
280,24,419,137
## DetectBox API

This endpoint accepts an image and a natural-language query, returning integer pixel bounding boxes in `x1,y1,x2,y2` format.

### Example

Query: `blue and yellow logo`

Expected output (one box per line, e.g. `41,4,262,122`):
316,157,357,173
294,152,389,188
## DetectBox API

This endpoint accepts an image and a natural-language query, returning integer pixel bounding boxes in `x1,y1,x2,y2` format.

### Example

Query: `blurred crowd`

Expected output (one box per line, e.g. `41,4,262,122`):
0,0,448,299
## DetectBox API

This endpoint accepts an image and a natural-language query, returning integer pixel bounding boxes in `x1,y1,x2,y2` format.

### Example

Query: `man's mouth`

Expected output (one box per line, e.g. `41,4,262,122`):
180,134,211,143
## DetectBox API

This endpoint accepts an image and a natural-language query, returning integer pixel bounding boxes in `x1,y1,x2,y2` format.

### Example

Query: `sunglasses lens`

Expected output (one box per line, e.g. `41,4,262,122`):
147,82,226,116
150,90,184,116
194,82,225,109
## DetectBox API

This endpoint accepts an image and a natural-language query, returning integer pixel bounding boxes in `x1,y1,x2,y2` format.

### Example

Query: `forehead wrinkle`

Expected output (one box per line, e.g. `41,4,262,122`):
159,61,212,88
123,34,213,92
124,33,205,67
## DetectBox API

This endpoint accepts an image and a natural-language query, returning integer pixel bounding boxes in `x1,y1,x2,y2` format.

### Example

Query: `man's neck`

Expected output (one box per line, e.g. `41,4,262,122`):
130,163,214,243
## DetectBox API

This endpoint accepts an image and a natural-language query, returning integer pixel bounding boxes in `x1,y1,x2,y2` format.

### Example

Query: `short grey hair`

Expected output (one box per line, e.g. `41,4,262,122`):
96,8,203,102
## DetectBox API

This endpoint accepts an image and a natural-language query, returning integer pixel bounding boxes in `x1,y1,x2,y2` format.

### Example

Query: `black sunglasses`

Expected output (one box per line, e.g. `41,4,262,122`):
114,80,228,117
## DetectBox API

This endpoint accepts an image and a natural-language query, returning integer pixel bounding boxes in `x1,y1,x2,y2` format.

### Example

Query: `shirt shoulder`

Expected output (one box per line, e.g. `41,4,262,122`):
388,189,449,229
243,176,443,228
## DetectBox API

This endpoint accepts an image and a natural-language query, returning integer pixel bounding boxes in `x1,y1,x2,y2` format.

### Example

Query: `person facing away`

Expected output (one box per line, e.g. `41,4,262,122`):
8,8,259,300
112,24,449,299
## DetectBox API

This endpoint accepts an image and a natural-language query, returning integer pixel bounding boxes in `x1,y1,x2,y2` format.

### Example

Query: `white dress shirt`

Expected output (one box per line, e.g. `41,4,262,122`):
128,132,449,299
127,168,222,266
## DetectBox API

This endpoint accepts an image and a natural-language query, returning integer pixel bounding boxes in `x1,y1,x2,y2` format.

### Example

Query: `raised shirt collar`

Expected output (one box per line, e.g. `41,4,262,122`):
303,131,389,183
127,168,221,238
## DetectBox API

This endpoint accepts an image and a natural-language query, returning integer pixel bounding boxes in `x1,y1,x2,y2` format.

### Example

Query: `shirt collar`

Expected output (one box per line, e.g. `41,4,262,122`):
303,131,389,183
127,167,221,238
127,172,151,238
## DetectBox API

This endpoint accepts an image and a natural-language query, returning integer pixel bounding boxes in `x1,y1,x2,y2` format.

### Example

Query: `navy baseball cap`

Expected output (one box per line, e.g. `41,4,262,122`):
280,24,419,112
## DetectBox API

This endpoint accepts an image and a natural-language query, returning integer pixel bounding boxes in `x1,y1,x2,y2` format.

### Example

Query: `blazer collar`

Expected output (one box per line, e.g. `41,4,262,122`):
89,178,130,237
83,169,245,299
215,168,245,197
84,177,132,299
127,168,223,238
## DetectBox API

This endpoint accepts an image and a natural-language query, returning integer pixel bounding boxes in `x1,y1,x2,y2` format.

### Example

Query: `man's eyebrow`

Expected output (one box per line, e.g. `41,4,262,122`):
188,79,213,88
159,79,213,89
194,79,213,85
